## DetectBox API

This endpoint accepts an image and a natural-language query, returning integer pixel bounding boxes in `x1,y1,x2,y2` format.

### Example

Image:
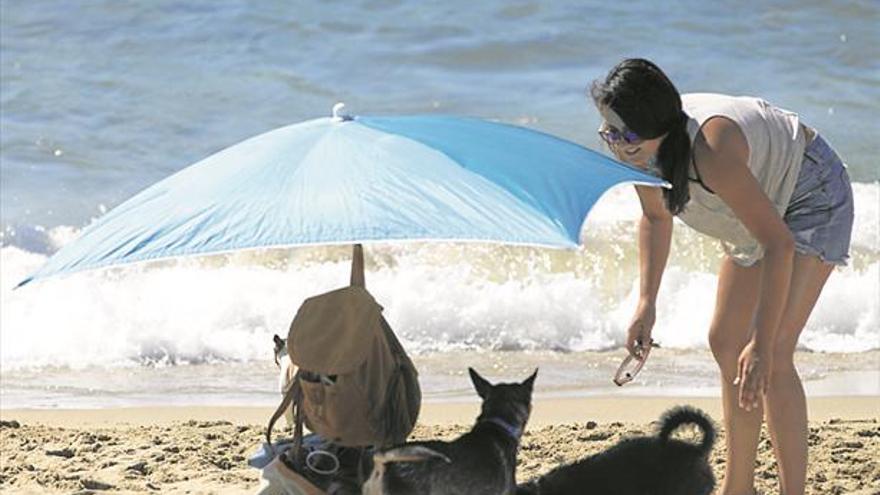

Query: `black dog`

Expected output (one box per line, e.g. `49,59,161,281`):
517,406,716,495
362,367,537,495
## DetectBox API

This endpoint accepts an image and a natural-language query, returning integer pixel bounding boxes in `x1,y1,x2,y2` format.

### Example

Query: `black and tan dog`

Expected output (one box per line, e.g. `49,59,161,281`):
362,367,537,495
517,406,716,495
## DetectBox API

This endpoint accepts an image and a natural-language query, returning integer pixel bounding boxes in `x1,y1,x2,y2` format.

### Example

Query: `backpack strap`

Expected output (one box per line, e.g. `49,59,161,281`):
266,369,302,446
290,384,306,467
350,244,365,288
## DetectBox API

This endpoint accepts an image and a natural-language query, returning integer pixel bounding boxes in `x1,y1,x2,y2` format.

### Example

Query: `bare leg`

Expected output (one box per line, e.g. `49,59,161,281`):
708,257,763,495
764,254,834,495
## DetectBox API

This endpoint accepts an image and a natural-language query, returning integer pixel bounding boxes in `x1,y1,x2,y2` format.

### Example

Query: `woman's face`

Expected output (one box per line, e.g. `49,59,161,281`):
598,106,665,168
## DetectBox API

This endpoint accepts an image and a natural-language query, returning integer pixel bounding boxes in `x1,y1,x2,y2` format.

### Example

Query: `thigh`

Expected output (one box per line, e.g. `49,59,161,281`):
709,256,763,350
773,253,835,359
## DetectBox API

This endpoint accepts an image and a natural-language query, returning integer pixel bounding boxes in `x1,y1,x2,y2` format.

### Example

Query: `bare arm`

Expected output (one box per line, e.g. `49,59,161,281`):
634,185,674,307
694,118,794,352
694,117,795,406
623,183,674,358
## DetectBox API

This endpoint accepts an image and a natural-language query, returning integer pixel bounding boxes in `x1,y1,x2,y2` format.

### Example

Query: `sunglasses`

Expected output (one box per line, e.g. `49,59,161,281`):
613,340,660,386
598,125,644,146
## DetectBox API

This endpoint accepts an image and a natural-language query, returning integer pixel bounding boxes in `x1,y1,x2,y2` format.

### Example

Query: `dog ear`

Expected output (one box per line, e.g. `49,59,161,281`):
469,367,492,399
521,368,538,392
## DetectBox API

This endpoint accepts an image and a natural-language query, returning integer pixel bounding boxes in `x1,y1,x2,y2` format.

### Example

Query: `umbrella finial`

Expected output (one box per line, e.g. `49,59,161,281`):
332,102,352,122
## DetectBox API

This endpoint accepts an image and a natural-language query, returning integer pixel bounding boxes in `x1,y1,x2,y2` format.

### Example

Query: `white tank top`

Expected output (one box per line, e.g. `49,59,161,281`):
677,93,807,266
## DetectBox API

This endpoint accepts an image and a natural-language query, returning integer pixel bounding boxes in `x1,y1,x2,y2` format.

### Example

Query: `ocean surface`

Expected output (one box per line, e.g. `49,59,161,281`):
1,0,878,408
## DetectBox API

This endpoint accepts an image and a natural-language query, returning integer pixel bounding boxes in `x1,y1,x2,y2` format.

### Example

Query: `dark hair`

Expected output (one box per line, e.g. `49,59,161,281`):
590,59,691,214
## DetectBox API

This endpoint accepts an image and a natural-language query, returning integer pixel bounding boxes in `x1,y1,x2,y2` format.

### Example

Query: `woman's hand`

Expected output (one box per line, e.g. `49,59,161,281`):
734,339,772,412
626,302,656,359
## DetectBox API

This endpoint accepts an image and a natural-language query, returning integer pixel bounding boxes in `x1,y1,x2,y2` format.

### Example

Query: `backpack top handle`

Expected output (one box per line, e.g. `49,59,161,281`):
350,244,365,288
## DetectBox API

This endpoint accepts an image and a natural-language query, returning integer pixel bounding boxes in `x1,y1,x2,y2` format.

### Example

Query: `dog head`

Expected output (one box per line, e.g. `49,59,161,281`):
469,367,537,437
272,334,287,368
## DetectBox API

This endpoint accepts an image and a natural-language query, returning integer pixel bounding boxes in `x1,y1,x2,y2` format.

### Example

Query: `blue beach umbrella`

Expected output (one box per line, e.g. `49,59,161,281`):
18,104,666,287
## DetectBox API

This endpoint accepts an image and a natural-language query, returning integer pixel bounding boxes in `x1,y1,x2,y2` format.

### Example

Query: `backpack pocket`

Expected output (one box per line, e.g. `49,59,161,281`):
299,377,326,426
301,375,376,446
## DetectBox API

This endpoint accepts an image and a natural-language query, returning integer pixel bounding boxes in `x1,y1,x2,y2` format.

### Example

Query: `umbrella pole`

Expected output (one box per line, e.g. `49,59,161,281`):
351,244,365,288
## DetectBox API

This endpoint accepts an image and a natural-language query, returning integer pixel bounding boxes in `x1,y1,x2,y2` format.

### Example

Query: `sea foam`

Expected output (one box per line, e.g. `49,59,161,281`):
2,183,877,370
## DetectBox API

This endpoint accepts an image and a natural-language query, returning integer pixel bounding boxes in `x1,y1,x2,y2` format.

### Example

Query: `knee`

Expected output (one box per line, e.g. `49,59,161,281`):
708,323,740,358
708,325,743,368
769,342,797,378
770,323,801,369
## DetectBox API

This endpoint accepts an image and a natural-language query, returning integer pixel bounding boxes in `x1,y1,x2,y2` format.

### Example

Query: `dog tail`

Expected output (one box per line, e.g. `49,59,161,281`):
658,406,716,457
373,446,452,466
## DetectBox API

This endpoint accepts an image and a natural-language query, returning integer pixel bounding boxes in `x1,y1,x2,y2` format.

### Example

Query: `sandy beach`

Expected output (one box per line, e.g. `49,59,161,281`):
2,396,878,494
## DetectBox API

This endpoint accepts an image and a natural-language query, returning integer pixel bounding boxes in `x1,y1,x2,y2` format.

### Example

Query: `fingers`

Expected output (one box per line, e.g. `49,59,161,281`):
631,339,648,360
736,361,762,412
735,355,751,410
758,368,769,404
742,372,757,411
626,331,643,359
733,354,745,387
735,363,746,408
626,315,655,361
747,371,761,411
625,336,637,358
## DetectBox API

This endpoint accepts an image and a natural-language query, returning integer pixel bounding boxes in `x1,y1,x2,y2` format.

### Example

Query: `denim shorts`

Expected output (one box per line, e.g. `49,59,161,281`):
783,134,854,266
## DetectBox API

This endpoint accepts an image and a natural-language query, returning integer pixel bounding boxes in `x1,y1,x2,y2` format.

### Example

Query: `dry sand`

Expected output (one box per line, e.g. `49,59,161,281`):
2,397,878,494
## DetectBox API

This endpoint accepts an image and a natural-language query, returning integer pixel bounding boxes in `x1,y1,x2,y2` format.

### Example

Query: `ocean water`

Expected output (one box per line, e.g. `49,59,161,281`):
1,0,878,407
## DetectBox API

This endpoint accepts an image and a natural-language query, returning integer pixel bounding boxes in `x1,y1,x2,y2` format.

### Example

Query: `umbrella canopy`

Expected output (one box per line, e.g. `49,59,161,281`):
18,106,666,287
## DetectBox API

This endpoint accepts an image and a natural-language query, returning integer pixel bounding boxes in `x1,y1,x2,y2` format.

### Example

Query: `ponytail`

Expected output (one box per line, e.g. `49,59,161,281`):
657,112,691,215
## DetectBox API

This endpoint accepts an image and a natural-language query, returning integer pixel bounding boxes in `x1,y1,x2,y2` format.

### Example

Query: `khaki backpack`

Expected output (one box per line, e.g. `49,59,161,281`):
266,245,421,454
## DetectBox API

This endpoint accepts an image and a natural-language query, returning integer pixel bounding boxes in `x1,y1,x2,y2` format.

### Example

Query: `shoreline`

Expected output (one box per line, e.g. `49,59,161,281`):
3,395,878,428
3,349,877,410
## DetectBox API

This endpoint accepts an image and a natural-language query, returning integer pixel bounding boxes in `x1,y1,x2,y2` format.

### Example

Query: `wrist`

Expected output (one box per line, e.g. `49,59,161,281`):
637,298,656,310
748,337,772,355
